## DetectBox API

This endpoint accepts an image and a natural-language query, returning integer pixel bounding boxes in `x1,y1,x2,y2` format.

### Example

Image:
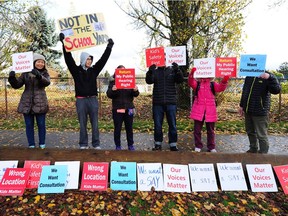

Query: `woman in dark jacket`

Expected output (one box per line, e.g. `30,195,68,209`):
106,65,139,150
8,53,50,149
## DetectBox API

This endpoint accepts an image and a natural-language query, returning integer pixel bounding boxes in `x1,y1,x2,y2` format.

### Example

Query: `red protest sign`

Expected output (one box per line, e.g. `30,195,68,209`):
80,162,109,191
24,160,51,189
115,68,135,89
273,165,288,194
145,47,165,67
0,168,30,196
215,57,237,78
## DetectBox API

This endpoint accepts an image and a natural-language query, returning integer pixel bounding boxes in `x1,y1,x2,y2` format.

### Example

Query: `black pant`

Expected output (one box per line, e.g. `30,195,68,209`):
112,109,134,147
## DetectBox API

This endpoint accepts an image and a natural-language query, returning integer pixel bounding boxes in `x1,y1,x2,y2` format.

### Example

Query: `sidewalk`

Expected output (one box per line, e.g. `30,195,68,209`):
0,130,287,154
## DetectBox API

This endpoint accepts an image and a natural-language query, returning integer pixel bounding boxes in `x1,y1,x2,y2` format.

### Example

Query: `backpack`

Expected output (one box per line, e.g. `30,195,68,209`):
192,81,216,105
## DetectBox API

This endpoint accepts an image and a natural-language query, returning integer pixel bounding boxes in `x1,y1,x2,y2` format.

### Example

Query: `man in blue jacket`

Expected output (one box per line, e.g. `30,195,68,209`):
60,33,114,149
239,71,281,154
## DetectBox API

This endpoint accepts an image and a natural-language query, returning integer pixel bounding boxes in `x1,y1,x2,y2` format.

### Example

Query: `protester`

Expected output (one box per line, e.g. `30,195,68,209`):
188,67,229,152
145,62,184,151
106,65,139,150
239,71,281,154
8,53,50,149
59,33,114,149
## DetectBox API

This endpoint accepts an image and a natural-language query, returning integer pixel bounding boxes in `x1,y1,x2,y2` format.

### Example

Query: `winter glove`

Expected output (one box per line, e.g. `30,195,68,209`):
149,64,156,72
31,69,41,79
190,67,196,77
59,33,65,43
172,62,179,72
107,38,114,48
222,75,230,83
9,71,16,77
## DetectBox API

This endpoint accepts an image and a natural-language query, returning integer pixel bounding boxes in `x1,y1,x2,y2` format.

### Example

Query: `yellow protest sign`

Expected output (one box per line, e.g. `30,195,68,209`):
58,13,109,52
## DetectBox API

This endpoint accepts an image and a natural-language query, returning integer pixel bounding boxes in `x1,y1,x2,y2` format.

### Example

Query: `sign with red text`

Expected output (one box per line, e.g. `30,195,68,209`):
189,164,218,192
115,68,135,89
273,165,288,194
24,160,50,189
194,58,215,78
12,51,33,73
217,163,248,191
165,46,186,66
0,160,18,181
0,168,30,196
163,164,190,193
58,13,109,52
216,57,237,77
246,164,278,192
55,161,80,189
80,162,109,191
145,47,165,67
137,163,164,191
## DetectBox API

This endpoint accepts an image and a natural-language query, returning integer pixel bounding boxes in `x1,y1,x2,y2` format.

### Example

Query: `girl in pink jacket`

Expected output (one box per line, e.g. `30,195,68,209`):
188,68,229,152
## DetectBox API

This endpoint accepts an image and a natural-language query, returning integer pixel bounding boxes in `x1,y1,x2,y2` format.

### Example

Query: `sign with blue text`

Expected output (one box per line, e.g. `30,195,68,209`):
189,163,218,192
0,161,18,181
238,54,266,77
217,163,248,191
38,165,68,194
110,162,137,191
137,163,164,191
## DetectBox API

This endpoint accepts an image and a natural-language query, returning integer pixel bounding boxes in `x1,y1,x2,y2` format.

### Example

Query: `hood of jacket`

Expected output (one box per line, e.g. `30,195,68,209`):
80,52,93,69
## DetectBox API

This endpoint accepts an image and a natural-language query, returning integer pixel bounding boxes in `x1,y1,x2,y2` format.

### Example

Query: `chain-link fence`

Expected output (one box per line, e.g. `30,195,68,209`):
0,77,286,123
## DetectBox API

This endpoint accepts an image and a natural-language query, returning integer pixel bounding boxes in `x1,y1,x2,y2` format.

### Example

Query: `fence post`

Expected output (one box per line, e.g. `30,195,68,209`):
4,77,8,119
278,91,282,123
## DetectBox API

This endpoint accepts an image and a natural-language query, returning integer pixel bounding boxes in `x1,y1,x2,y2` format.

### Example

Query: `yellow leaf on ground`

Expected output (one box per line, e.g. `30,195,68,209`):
272,207,280,213
34,195,41,203
171,208,181,216
48,203,56,208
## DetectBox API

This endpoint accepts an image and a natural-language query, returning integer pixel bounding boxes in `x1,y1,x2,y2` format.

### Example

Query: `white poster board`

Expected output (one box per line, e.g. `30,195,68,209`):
193,57,215,78
246,164,278,192
217,163,248,191
137,163,164,191
165,46,186,66
12,51,33,73
189,164,218,192
163,164,191,193
0,160,18,181
55,161,80,189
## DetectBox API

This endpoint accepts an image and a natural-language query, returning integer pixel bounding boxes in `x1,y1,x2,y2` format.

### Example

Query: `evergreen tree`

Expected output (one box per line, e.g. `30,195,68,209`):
20,6,62,71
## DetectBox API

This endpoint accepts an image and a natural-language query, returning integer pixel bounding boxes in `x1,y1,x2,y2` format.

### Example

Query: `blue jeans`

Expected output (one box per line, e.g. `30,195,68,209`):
76,97,99,147
153,105,177,147
23,113,46,147
112,109,134,147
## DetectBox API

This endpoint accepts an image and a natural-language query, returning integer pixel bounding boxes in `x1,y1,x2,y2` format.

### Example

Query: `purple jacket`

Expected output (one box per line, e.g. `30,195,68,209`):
188,76,228,122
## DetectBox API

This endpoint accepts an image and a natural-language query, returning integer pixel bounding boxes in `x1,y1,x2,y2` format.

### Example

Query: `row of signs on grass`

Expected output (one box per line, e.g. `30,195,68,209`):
0,160,287,196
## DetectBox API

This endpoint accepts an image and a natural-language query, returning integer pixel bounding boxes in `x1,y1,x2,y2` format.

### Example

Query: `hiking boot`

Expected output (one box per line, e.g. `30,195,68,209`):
246,149,257,153
128,145,135,151
170,146,179,151
152,145,162,151
115,146,122,150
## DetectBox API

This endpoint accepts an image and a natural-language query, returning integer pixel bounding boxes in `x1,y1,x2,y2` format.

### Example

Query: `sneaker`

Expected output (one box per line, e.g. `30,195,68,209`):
94,146,101,150
80,146,88,150
28,145,35,149
128,145,135,151
194,147,201,152
152,145,162,151
246,149,257,153
115,146,122,150
39,144,46,149
209,149,217,153
170,146,179,151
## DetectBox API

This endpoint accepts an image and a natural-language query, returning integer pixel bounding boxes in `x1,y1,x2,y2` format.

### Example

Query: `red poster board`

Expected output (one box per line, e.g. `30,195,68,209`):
24,160,51,189
80,162,109,191
273,165,288,194
215,57,237,78
145,47,165,67
0,168,30,196
115,68,135,89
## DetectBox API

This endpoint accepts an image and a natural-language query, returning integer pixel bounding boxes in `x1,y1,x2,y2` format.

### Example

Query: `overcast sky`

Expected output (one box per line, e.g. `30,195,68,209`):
44,0,288,75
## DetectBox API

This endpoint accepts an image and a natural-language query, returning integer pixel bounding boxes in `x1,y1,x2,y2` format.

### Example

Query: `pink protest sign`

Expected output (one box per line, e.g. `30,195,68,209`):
216,57,237,78
115,68,135,89
273,165,288,194
80,162,109,191
145,47,165,67
24,160,51,189
0,168,30,196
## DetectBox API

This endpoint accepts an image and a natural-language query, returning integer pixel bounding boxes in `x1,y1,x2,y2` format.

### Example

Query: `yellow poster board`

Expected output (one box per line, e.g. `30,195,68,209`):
58,13,109,52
